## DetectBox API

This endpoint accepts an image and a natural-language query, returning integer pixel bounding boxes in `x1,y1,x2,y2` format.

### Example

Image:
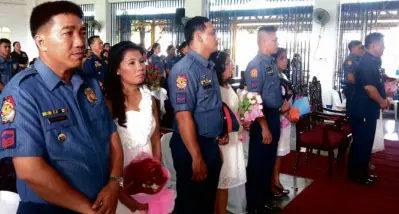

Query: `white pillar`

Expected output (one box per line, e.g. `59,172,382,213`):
94,0,111,43
184,0,210,18
309,0,340,106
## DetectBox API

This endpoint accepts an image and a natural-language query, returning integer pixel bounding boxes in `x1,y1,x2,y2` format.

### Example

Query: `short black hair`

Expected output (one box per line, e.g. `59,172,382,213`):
258,26,278,34
12,41,20,47
103,42,110,47
348,40,362,51
30,1,83,38
88,35,100,47
167,45,175,52
365,32,384,49
210,51,229,86
184,16,210,45
0,38,11,45
272,48,287,60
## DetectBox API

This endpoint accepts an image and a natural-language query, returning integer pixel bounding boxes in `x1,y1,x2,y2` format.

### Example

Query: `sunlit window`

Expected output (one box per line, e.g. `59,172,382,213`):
0,27,11,39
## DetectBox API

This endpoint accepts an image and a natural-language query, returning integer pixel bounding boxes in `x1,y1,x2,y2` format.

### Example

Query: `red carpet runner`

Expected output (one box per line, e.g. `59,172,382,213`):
280,140,399,214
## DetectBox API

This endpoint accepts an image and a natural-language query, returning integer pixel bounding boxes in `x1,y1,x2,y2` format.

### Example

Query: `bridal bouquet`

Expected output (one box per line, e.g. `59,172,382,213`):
146,64,162,91
237,89,264,142
123,152,174,214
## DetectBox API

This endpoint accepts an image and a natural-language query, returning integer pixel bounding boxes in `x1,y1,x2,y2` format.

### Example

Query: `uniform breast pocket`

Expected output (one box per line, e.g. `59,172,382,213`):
198,88,217,110
88,105,109,140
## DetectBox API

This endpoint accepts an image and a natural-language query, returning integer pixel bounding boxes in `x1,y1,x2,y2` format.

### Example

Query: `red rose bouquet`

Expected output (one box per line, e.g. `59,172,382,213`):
146,64,162,91
123,152,174,214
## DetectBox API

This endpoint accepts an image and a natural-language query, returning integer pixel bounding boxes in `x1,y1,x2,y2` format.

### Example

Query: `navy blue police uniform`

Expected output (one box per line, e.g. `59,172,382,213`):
342,54,361,106
0,58,116,214
347,52,385,179
166,55,179,71
244,52,282,211
0,56,20,88
167,50,223,214
82,53,108,83
150,54,166,77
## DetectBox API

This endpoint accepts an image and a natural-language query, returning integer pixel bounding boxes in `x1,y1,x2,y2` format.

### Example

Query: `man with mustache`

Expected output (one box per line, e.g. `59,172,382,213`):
0,1,123,214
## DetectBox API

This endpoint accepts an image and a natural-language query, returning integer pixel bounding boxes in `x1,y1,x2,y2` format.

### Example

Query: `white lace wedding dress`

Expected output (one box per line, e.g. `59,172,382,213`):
115,86,156,214
219,85,247,189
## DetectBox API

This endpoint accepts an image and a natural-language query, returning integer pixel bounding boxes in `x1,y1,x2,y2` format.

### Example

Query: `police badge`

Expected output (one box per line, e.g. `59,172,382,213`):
85,88,98,103
1,96,16,124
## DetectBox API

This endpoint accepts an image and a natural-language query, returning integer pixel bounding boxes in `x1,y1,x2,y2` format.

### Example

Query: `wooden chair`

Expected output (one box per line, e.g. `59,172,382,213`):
293,113,349,178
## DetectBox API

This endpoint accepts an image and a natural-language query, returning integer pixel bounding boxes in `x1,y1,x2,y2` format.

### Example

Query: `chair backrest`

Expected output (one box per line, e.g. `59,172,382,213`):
309,76,323,112
160,133,176,183
0,191,20,213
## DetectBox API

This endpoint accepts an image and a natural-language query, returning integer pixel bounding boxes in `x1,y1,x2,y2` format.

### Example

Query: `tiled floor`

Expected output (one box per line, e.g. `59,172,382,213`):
273,174,313,208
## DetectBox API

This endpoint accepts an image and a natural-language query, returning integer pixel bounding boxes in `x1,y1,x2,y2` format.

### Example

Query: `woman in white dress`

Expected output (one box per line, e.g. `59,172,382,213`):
104,41,162,213
210,51,248,214
271,48,295,197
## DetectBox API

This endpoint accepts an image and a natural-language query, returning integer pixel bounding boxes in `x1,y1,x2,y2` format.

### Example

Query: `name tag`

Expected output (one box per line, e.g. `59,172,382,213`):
47,115,68,124
42,108,68,117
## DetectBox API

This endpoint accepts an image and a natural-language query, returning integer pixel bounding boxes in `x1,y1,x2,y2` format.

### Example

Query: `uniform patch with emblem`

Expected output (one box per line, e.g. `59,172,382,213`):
348,60,352,66
1,96,16,124
250,69,258,78
94,61,102,69
1,129,16,149
176,75,188,90
85,88,98,103
251,80,259,89
176,92,187,104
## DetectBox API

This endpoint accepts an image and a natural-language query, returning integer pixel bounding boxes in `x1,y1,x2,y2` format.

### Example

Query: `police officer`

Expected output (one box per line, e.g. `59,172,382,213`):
244,26,289,213
168,16,226,214
82,35,108,87
0,2,123,213
149,43,166,77
0,38,20,91
342,40,363,104
348,33,388,185
177,41,188,61
165,45,179,71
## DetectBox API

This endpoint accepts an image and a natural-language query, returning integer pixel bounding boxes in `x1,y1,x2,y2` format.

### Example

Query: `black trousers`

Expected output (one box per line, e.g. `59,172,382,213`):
348,117,377,178
246,108,281,211
17,202,77,214
171,133,222,214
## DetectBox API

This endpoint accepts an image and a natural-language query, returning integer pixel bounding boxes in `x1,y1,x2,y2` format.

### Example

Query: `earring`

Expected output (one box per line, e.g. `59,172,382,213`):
117,72,120,75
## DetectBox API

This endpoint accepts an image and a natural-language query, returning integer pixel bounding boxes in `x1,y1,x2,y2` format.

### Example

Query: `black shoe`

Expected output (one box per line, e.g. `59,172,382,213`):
274,184,290,195
348,176,375,185
367,174,378,180
263,202,282,212
247,208,269,214
369,164,376,172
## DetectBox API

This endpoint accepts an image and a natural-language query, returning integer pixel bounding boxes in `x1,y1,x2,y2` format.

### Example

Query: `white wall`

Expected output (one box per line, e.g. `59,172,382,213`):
0,2,29,56
309,0,340,106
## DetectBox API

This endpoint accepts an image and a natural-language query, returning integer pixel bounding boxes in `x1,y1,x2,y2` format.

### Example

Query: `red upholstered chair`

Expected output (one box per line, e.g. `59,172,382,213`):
160,127,173,137
293,113,349,178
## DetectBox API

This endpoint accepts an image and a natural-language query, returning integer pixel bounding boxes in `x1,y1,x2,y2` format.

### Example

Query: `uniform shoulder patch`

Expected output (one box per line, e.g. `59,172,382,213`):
250,69,258,78
176,75,188,90
348,60,352,66
1,96,16,124
1,129,16,150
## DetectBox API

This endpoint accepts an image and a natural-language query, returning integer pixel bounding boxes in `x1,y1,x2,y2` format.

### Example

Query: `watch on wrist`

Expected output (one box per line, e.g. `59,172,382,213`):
110,176,124,188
